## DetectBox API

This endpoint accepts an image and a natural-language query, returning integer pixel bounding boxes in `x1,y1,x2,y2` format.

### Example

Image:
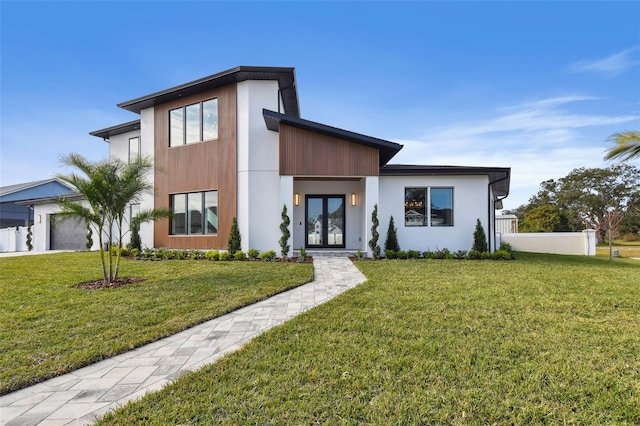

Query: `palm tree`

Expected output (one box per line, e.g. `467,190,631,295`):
56,153,170,283
604,131,640,162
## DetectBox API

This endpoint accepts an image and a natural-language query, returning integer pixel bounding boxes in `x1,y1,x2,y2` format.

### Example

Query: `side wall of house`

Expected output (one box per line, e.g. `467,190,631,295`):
237,80,282,252
153,85,238,249
378,175,490,252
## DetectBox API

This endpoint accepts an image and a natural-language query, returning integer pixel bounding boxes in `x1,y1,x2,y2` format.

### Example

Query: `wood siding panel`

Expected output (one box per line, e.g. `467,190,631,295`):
279,125,379,176
154,85,237,249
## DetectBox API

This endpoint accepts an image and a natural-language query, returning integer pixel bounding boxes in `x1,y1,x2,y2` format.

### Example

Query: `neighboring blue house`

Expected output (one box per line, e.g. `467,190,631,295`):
0,179,75,228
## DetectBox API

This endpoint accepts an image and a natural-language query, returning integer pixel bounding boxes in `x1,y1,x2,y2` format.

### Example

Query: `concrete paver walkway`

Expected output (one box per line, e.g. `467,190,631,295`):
1,257,366,426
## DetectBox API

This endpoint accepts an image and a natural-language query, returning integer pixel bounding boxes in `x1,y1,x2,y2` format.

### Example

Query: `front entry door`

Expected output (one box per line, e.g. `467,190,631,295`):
306,195,345,248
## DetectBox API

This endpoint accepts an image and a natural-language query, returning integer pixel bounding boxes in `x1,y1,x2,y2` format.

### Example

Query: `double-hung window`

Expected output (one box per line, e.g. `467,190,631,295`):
170,191,218,235
169,98,218,147
404,187,453,226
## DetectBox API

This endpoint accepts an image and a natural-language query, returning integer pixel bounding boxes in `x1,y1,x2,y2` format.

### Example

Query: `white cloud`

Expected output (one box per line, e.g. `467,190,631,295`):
570,47,640,76
389,95,640,210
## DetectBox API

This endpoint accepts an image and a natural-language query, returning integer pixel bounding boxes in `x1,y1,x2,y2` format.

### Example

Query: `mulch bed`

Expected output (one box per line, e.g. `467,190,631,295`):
73,277,146,290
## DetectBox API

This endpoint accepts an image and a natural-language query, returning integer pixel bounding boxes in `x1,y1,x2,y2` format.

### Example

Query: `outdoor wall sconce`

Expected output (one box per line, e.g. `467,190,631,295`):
351,193,356,206
294,193,300,206
37,214,41,223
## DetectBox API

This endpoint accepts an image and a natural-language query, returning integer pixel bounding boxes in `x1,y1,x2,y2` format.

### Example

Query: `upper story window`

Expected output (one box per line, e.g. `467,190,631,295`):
404,187,454,227
129,137,140,163
169,98,218,147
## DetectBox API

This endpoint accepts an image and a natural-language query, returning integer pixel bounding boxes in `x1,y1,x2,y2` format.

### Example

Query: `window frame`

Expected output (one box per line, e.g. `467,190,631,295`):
170,190,218,236
404,186,454,227
128,137,140,163
168,98,218,147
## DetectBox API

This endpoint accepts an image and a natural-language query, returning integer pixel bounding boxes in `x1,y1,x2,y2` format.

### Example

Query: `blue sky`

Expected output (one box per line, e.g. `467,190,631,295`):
1,1,638,210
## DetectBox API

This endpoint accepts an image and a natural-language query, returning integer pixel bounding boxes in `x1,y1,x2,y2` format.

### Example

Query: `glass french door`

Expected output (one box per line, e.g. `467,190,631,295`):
306,195,345,248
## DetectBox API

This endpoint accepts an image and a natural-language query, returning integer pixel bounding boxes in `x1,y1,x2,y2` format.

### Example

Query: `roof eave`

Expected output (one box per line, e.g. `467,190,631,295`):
263,109,403,166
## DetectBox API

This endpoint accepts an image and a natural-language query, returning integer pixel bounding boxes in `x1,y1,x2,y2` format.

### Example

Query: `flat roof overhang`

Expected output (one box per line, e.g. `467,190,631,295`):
89,120,141,140
117,66,299,116
263,109,403,166
380,164,511,198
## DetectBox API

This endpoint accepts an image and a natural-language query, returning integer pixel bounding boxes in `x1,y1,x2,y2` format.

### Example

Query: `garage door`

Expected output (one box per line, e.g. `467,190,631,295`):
50,215,86,250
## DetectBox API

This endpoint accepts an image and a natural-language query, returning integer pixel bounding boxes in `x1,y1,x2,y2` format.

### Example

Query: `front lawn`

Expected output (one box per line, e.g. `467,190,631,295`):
97,253,639,425
0,252,313,395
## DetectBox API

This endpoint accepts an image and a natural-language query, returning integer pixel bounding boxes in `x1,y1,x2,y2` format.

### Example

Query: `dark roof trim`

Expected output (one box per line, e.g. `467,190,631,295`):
89,120,141,140
263,109,403,166
117,66,299,116
15,193,83,206
380,164,511,198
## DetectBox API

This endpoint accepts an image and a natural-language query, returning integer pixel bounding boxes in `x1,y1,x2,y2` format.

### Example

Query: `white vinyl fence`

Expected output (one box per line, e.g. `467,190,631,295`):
0,226,29,253
497,230,596,256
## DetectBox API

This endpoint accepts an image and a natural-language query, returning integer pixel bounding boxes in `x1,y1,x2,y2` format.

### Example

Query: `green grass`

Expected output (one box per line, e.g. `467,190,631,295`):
97,253,640,425
0,252,313,395
597,241,640,258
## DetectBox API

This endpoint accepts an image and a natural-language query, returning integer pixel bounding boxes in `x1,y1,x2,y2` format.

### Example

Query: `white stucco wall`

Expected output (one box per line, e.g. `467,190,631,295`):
106,112,155,249
499,230,596,256
378,175,491,253
32,201,101,251
236,80,282,252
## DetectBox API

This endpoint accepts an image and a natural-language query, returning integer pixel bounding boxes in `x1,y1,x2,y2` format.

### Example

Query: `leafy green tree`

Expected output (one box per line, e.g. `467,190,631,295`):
384,215,400,252
520,205,562,232
515,165,640,241
472,218,488,252
56,153,170,283
604,130,640,162
279,205,291,259
368,204,380,259
227,217,241,254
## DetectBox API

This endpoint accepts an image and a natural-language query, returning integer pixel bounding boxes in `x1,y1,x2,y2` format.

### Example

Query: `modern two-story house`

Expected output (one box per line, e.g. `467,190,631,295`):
33,66,510,255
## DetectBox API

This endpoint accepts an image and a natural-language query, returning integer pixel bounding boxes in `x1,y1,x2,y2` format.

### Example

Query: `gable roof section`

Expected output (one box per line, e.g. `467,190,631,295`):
118,66,299,116
0,178,76,203
380,164,511,198
89,119,141,140
263,109,403,166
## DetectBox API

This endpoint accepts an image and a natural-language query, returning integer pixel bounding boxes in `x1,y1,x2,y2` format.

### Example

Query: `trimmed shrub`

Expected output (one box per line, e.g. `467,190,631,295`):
356,249,363,260
219,251,232,261
384,216,400,252
434,248,450,260
177,250,187,260
407,249,420,259
492,250,513,260
499,242,513,253
85,225,93,251
369,204,380,259
481,251,492,260
227,217,241,254
130,248,140,258
468,250,482,260
205,250,220,261
280,205,291,259
385,249,397,259
120,247,130,257
248,249,260,260
397,250,408,259
423,250,435,260
234,250,247,261
473,218,488,253
261,250,277,261
453,250,467,260
143,248,153,258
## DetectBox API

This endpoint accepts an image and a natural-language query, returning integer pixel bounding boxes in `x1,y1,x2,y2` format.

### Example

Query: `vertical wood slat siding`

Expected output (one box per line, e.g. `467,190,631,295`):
154,85,237,249
279,125,379,176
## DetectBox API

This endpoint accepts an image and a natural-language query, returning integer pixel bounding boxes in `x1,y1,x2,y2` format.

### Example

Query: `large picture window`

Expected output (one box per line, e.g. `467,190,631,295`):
404,187,453,227
170,191,218,235
169,98,218,147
